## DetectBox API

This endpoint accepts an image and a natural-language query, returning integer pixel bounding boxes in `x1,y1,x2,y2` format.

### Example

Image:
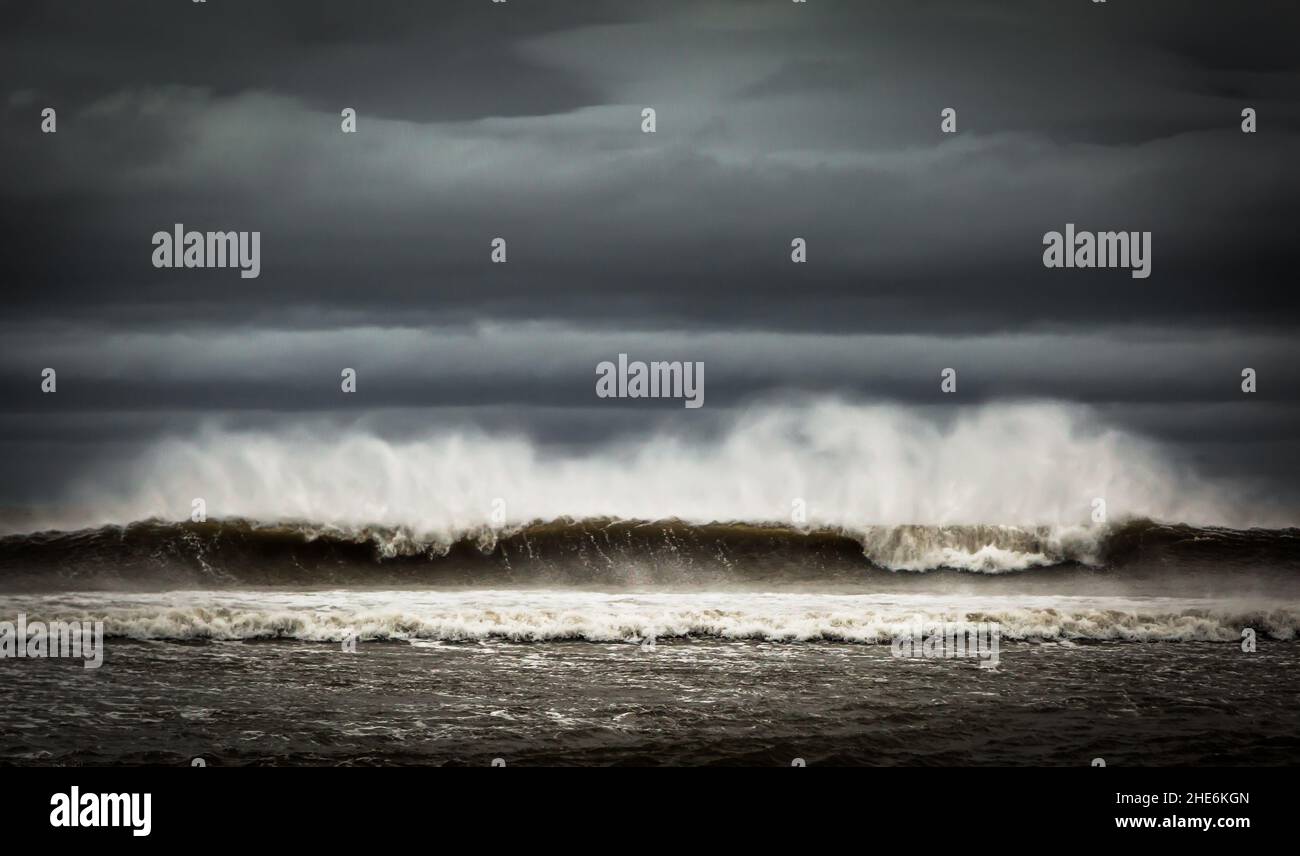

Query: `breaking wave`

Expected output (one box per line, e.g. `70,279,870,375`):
1,402,1294,590
0,517,1297,590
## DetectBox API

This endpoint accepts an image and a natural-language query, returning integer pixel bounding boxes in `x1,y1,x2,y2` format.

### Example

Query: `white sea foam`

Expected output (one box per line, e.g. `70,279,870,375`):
857,523,1105,572
8,591,1296,643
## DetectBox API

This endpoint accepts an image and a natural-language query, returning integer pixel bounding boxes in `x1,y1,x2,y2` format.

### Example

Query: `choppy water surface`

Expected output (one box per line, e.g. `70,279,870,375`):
2,589,1297,766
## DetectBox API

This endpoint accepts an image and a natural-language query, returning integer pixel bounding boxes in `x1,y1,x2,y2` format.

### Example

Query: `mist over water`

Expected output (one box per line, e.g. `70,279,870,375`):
29,401,1289,537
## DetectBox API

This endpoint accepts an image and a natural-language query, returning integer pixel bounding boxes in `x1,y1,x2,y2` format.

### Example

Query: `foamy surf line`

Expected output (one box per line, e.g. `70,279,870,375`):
5,592,1297,643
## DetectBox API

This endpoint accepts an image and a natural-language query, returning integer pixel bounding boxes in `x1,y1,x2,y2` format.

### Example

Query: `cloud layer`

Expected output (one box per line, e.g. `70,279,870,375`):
1,1,1297,512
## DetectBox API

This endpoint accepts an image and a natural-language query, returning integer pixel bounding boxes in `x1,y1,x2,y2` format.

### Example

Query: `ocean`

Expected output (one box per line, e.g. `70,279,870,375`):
1,518,1298,766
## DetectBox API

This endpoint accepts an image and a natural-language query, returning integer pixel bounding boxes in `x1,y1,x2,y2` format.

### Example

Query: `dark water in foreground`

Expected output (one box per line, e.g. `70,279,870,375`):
2,518,1297,765
3,639,1297,766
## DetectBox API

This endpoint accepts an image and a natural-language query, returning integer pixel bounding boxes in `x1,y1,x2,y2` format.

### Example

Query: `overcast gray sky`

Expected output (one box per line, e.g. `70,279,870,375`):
1,0,1298,510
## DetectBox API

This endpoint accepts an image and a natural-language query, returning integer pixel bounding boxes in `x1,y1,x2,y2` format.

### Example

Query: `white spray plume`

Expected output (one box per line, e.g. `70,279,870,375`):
36,400,1277,538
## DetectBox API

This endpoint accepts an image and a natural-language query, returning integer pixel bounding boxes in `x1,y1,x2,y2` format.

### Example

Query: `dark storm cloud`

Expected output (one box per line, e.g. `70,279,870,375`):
3,90,1296,334
0,0,1298,508
1,323,1296,411
0,0,633,121
2,0,1298,334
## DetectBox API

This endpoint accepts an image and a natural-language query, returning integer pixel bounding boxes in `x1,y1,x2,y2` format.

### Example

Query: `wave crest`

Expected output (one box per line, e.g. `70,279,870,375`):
1,517,1296,590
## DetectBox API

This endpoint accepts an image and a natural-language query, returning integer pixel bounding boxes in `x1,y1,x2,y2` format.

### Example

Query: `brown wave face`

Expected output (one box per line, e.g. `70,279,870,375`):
0,517,1297,593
